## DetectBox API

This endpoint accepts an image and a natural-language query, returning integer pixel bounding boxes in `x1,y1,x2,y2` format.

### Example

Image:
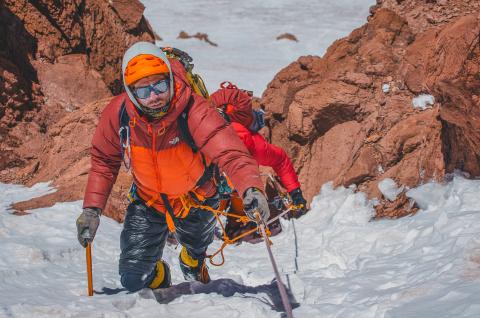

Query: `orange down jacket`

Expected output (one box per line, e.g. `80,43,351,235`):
83,58,264,216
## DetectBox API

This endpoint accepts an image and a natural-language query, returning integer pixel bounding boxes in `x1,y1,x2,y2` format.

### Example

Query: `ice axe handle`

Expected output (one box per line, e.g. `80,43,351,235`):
86,242,93,296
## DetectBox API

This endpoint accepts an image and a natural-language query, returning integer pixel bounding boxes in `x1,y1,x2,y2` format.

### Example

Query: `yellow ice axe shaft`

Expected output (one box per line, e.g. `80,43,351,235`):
86,242,93,296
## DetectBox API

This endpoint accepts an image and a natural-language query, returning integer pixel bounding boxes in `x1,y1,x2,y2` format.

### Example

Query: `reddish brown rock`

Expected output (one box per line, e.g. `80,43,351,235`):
373,0,478,33
261,6,479,218
11,98,131,222
374,192,419,219
0,0,154,219
3,0,155,93
276,33,299,42
110,0,146,31
177,31,218,47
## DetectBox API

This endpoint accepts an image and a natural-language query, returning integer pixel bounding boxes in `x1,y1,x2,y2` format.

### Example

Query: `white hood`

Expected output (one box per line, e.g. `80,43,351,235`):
121,41,175,110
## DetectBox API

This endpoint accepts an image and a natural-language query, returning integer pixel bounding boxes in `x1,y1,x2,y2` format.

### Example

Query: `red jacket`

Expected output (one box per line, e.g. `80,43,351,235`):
210,88,300,193
83,59,264,214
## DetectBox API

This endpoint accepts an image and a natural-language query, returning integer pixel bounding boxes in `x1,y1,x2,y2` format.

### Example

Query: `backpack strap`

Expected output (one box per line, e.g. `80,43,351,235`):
118,100,132,170
177,98,220,189
177,98,199,153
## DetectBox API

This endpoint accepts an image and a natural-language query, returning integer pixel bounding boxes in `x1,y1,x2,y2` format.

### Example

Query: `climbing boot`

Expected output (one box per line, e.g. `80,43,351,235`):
179,246,210,283
149,260,172,289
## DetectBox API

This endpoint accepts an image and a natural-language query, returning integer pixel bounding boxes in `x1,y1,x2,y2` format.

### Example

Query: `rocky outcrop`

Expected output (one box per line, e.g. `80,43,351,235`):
0,0,154,161
3,0,154,93
261,2,479,217
0,0,154,219
10,98,131,221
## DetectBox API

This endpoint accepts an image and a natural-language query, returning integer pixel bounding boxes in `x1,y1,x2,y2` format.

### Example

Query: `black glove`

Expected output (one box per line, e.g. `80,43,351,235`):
76,207,101,248
243,188,270,223
289,188,307,218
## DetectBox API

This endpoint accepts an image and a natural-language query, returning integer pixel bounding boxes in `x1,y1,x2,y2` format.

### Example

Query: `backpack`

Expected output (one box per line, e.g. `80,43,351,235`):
211,82,265,132
162,47,210,99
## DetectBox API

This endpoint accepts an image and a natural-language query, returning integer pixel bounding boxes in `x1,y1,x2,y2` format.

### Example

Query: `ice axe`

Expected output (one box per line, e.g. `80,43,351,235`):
254,211,294,317
86,242,94,296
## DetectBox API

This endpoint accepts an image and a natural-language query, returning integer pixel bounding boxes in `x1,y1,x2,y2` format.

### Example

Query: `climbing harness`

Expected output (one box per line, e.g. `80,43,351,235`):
206,200,295,266
203,173,305,267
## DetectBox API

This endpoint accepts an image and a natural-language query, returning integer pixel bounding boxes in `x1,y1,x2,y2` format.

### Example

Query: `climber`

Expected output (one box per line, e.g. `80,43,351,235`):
75,42,271,292
209,82,308,243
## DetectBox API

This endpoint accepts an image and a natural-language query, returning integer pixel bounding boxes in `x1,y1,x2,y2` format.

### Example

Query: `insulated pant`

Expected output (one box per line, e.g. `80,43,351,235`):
119,196,218,292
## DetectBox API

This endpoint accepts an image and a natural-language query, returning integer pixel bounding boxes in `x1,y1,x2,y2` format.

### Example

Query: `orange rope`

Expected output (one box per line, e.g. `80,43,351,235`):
181,195,304,267
179,197,261,266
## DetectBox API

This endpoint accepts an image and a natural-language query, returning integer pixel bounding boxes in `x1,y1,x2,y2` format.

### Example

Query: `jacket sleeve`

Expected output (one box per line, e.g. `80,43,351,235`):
82,98,123,210
187,96,264,197
234,123,300,193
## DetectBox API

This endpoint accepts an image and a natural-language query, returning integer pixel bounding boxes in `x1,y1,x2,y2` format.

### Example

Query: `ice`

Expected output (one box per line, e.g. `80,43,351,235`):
382,83,390,93
378,178,404,201
412,94,435,110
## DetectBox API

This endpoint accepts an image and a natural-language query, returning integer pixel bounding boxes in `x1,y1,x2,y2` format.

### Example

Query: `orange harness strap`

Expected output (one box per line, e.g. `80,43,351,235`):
160,193,178,233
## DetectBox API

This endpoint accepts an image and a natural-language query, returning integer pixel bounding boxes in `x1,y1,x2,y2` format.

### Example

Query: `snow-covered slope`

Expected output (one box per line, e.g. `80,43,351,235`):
140,0,374,95
1,175,479,317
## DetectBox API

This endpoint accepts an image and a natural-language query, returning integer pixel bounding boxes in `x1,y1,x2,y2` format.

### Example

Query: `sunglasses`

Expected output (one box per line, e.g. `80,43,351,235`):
132,78,169,99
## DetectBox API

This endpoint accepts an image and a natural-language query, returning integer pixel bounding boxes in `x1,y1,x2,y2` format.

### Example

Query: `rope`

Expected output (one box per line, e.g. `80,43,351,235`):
181,193,299,267
291,219,299,274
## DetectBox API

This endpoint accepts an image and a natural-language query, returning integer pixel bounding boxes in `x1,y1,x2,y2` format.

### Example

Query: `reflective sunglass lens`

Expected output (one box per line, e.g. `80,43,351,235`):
134,87,150,99
133,79,169,99
152,79,169,93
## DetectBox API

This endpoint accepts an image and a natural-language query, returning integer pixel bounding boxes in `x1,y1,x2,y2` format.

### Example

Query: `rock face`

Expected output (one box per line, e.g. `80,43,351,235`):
0,0,155,166
261,2,479,217
10,98,132,221
0,0,153,220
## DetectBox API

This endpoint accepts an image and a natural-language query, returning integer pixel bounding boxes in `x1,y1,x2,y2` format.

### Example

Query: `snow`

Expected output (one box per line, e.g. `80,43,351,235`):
412,94,435,110
378,178,404,201
1,174,480,317
140,0,374,95
382,83,390,93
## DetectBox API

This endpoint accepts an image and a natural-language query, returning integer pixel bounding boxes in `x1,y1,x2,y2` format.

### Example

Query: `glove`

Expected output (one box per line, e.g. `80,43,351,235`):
76,207,102,248
243,188,270,223
288,188,307,218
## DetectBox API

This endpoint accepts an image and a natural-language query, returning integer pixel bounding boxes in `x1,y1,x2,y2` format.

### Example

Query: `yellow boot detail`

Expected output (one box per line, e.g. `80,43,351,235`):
180,247,199,268
149,261,166,289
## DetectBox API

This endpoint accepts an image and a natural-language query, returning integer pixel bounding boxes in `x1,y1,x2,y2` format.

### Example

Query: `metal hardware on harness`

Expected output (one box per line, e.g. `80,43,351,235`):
118,125,131,170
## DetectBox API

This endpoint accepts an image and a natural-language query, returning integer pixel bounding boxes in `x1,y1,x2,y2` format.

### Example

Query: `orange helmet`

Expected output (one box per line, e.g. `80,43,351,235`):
124,54,170,85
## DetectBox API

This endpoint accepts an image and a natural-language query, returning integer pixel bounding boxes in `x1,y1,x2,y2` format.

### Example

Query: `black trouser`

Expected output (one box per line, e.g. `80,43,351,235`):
119,196,218,292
